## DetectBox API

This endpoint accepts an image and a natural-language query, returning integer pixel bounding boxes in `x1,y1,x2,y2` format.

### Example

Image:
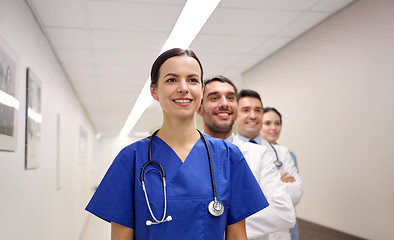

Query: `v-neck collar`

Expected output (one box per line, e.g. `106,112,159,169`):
150,136,207,191
152,135,202,164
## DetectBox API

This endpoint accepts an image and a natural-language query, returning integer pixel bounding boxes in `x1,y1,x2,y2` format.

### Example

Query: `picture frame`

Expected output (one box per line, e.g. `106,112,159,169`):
0,33,19,152
56,114,63,190
79,126,88,165
25,68,42,169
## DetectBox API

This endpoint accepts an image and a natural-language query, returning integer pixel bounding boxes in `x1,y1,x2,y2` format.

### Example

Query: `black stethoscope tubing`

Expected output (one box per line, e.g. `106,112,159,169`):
140,129,223,225
199,129,218,201
141,129,217,199
269,142,283,169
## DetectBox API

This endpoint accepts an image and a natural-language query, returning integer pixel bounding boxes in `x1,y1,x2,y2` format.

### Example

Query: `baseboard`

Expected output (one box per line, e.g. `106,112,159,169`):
297,218,366,240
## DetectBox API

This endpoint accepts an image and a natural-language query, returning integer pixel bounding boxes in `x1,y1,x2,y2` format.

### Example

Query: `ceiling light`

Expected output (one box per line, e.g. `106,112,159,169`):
161,0,221,51
132,131,151,138
119,80,152,137
119,0,220,137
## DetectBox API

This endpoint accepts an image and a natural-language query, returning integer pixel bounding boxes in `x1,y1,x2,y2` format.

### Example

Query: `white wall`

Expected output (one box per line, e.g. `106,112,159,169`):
95,136,140,184
242,1,394,239
0,0,98,239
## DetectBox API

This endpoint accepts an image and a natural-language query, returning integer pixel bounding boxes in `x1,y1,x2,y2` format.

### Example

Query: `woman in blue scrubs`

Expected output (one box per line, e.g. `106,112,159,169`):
86,48,268,239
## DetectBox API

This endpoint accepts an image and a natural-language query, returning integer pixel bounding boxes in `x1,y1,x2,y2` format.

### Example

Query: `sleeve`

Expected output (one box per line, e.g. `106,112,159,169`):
281,148,303,206
289,151,299,172
85,148,135,229
226,145,269,225
245,147,296,238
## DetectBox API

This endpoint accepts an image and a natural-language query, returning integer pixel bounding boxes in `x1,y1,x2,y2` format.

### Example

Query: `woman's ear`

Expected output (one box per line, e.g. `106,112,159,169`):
197,105,203,116
150,85,159,101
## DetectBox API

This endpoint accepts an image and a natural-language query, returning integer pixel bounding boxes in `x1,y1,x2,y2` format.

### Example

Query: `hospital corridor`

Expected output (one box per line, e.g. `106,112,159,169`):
1,0,393,239
80,215,110,240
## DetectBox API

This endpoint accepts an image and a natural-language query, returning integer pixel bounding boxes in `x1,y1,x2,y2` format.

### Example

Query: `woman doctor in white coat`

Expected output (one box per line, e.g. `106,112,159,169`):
260,107,303,240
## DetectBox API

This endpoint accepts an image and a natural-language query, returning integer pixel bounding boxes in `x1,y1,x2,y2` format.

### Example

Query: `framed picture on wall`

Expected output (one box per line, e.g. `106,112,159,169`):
25,68,42,169
79,126,88,165
0,33,19,152
56,114,63,190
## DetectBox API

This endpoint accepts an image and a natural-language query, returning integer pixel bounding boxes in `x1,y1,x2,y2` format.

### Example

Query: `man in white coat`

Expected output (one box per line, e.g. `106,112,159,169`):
234,89,303,240
197,76,295,240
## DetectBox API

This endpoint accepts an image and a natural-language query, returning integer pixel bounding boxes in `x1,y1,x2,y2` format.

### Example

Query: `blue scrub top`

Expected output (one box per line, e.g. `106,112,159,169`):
86,134,268,239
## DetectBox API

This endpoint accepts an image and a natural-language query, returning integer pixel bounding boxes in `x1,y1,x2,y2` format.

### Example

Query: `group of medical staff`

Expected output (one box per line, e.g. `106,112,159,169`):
85,48,303,240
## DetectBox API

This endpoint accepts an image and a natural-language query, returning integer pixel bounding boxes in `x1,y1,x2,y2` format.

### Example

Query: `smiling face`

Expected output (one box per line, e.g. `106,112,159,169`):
150,55,203,120
260,110,282,144
198,81,237,138
236,96,263,140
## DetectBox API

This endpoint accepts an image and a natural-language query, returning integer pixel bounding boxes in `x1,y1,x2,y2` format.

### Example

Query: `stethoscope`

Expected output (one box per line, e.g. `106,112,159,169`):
269,142,283,169
140,129,224,226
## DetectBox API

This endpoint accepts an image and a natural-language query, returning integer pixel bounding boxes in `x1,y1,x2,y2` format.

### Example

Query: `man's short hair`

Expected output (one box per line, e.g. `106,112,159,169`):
237,89,263,107
204,75,238,95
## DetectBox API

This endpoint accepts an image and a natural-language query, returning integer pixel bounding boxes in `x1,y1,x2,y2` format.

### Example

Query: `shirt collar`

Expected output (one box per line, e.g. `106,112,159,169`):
235,134,262,144
202,130,234,143
225,133,234,143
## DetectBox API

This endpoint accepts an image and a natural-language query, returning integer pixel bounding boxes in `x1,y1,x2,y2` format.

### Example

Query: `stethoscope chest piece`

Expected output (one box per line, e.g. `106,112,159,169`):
208,200,224,216
269,142,283,169
274,159,283,168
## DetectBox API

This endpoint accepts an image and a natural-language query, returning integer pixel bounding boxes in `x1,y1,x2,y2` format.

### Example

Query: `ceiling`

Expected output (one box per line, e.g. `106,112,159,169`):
26,0,354,138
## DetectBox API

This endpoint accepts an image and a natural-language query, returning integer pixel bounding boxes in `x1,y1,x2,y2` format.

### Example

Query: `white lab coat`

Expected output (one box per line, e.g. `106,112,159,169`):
259,138,303,240
260,138,303,206
230,135,296,240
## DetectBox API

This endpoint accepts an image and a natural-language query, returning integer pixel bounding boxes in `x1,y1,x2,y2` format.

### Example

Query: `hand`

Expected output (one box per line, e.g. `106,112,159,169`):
281,172,295,183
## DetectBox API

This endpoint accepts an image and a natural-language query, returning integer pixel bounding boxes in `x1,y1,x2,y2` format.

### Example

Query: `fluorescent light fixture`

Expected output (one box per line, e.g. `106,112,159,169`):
161,0,221,51
119,80,153,137
132,131,151,138
119,0,221,137
0,90,19,109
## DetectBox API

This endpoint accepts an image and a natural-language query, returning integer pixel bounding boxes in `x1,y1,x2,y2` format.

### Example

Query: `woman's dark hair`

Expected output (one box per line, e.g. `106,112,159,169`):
150,48,203,86
263,107,282,125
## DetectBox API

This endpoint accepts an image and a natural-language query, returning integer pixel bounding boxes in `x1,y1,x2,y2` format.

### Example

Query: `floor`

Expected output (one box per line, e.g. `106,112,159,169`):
298,218,365,240
79,216,366,240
